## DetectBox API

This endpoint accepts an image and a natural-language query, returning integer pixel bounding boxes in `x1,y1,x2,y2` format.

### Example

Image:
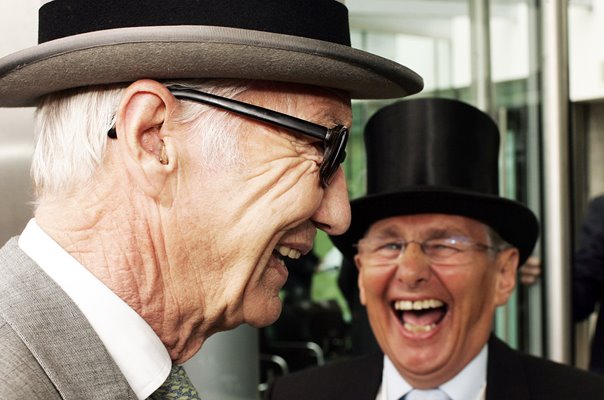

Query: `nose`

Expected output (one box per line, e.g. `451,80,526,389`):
311,167,351,235
395,242,432,288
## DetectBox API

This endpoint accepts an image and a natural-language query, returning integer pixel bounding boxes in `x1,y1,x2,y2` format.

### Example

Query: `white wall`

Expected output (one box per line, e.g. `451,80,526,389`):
0,0,38,242
0,0,38,130
0,0,38,54
569,1,604,101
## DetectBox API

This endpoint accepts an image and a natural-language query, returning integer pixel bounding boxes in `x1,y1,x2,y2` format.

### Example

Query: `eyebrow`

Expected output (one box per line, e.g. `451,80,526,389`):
369,226,400,238
425,228,467,238
307,107,350,129
370,225,469,239
305,95,351,128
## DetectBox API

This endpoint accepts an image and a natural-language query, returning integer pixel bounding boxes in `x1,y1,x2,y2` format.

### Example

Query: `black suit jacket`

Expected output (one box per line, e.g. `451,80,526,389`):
573,194,604,373
266,336,604,400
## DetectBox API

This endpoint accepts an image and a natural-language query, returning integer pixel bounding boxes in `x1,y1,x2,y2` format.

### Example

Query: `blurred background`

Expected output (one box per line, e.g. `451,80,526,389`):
1,0,603,398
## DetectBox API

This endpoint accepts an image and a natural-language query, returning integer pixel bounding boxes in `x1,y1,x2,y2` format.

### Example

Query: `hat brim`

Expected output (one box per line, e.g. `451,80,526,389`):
0,26,424,107
330,187,539,266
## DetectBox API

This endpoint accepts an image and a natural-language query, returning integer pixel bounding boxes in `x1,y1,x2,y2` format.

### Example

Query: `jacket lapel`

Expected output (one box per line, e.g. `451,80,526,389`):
349,352,383,399
0,238,136,400
485,335,531,400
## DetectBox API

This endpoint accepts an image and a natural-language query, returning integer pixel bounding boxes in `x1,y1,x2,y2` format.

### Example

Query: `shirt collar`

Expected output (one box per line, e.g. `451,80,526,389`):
383,344,487,400
18,219,171,400
440,345,487,400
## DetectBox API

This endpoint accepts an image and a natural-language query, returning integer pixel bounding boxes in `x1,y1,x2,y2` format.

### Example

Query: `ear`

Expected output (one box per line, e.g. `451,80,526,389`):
494,247,520,306
114,79,178,198
355,254,368,306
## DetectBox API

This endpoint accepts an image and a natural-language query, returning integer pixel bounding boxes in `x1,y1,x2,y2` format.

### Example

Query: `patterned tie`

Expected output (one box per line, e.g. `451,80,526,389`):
404,388,450,400
149,364,202,400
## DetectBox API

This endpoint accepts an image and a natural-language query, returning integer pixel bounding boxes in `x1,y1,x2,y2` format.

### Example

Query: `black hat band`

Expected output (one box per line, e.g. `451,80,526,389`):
39,0,351,46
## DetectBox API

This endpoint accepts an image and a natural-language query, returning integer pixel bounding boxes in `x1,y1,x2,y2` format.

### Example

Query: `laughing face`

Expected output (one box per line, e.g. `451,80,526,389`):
171,82,352,333
355,214,519,388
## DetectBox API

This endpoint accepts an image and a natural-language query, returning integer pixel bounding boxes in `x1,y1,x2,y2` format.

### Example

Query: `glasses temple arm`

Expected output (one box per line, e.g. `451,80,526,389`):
167,86,328,140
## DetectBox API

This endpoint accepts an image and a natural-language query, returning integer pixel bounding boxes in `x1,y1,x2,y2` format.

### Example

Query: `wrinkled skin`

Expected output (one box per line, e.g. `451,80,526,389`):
35,79,352,362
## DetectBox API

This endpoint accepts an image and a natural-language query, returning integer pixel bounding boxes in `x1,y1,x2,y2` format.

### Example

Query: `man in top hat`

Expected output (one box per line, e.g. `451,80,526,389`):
0,1,423,399
266,98,604,400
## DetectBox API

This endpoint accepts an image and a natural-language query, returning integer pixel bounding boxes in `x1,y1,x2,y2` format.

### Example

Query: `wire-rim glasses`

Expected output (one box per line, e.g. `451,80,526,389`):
108,85,349,188
354,236,500,266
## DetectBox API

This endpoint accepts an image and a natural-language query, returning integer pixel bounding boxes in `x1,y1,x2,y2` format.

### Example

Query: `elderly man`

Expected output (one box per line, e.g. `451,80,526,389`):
266,98,604,400
0,1,422,399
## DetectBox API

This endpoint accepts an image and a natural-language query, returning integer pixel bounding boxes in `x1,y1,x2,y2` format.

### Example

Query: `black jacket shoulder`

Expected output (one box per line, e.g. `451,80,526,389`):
487,336,604,400
265,352,383,400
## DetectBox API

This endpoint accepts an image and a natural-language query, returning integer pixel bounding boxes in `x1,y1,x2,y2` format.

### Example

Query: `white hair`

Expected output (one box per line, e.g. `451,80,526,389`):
32,79,253,202
486,226,513,256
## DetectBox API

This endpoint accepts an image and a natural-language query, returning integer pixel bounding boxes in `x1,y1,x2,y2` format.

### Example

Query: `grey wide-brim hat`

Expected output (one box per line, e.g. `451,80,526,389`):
0,0,424,107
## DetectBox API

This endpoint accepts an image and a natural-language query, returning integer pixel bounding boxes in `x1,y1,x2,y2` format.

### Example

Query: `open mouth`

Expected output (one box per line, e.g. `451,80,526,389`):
272,245,302,265
393,299,448,333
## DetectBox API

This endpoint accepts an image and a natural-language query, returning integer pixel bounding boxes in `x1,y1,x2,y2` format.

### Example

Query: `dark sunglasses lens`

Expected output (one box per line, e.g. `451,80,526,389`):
320,126,349,187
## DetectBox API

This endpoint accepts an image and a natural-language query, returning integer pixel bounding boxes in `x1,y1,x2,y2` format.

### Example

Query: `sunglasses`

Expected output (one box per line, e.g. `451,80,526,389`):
108,85,349,187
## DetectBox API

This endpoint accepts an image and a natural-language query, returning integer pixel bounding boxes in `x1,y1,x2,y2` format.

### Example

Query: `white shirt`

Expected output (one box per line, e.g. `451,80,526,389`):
376,344,488,400
19,219,171,400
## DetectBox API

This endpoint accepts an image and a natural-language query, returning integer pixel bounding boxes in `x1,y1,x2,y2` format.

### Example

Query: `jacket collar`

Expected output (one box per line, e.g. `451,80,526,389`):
0,238,136,399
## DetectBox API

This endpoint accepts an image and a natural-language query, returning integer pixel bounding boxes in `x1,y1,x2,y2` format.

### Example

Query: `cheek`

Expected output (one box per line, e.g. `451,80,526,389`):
359,268,396,306
443,268,499,324
270,176,323,227
236,138,326,228
241,269,284,327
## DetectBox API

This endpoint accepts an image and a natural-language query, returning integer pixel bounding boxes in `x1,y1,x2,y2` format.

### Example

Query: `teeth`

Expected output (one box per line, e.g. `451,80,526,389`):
403,322,438,333
276,245,302,260
394,299,444,311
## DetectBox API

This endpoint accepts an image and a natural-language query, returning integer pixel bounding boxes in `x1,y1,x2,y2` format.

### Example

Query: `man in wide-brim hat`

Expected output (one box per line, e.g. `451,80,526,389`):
266,98,604,400
0,1,423,399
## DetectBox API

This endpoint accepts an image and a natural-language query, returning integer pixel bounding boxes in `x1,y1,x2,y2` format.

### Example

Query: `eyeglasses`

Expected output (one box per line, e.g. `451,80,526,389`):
354,236,499,266
108,85,349,188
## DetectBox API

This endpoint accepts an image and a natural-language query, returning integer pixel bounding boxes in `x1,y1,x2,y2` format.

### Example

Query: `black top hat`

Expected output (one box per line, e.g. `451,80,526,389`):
331,98,539,265
0,0,423,107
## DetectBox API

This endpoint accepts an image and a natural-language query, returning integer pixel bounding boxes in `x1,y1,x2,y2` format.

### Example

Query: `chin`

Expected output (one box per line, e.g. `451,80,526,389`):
246,298,283,328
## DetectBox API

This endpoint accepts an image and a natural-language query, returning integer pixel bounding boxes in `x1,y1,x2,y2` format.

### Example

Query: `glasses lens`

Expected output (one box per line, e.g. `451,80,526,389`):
356,236,494,267
320,125,348,187
356,238,402,266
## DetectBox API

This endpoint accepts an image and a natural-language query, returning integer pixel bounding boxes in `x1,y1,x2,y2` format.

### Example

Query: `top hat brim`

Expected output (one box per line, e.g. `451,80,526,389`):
330,186,539,266
0,26,424,107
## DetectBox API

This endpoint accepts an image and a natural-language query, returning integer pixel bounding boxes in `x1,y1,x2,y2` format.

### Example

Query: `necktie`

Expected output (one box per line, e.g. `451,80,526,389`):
404,388,450,400
149,364,202,400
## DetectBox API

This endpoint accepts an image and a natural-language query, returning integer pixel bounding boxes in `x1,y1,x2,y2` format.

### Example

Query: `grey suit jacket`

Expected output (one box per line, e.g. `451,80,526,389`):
0,237,137,399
